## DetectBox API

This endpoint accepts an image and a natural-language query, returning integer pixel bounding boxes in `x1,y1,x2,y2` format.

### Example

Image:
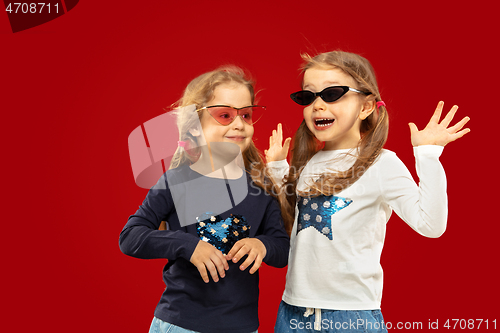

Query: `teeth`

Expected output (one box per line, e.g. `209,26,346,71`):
315,118,334,127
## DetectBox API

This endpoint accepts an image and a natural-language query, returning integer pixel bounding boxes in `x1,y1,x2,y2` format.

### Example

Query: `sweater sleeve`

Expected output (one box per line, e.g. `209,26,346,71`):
119,173,200,261
266,160,290,186
379,146,447,238
255,198,290,268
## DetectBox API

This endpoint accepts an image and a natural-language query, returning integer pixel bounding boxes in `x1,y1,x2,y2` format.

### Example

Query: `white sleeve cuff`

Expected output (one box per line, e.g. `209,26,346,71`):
267,159,289,168
413,145,444,158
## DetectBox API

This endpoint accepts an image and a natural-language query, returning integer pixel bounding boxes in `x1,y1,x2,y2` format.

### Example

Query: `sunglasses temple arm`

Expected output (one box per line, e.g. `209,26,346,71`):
349,87,371,95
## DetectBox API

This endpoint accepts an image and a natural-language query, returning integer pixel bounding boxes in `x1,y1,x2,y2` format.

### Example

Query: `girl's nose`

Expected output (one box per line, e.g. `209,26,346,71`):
311,96,326,111
231,114,246,129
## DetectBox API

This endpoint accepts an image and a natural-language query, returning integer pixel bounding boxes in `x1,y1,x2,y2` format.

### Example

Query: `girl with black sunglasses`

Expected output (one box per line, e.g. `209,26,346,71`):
120,66,289,333
266,51,470,332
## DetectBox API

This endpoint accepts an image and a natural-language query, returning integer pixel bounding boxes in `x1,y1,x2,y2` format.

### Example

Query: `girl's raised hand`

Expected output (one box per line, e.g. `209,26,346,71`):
409,101,470,147
190,240,229,283
264,123,291,162
226,238,267,274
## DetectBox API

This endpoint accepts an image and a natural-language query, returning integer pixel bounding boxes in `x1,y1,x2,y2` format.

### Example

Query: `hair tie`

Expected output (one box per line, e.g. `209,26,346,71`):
178,141,186,148
376,101,386,108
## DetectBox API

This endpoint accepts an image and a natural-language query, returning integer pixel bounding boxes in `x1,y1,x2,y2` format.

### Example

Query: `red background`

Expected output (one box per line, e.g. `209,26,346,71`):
1,1,497,332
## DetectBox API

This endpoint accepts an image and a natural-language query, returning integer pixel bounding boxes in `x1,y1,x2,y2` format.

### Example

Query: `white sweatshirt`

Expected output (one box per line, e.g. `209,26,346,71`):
267,146,447,310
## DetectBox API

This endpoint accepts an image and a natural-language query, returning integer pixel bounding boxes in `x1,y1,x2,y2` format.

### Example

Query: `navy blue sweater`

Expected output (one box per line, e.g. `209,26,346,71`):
119,166,289,333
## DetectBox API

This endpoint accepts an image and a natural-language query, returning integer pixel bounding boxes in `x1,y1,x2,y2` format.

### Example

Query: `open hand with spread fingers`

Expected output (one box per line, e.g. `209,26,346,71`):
264,123,291,162
409,101,470,147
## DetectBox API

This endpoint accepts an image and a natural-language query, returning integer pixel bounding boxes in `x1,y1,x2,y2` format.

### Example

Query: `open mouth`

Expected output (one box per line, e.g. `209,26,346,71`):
314,118,335,130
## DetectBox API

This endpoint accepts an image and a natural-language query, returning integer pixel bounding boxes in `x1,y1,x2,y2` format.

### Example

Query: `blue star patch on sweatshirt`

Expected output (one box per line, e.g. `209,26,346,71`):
297,195,353,240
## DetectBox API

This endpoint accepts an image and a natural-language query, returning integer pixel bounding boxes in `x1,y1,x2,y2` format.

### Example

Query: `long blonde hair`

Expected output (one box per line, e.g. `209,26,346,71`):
169,65,278,197
281,51,389,234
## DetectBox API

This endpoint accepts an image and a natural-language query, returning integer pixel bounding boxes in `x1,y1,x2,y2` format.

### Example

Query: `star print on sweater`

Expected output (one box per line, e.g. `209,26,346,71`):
297,195,353,240
196,212,251,254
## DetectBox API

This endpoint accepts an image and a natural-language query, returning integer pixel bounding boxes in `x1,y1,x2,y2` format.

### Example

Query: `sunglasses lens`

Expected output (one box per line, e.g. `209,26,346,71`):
291,91,314,106
321,87,346,102
207,106,236,125
239,106,258,125
207,106,264,125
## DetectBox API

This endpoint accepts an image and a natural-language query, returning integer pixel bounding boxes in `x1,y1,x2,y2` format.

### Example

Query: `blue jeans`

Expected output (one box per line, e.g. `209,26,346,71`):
149,316,258,333
274,301,387,333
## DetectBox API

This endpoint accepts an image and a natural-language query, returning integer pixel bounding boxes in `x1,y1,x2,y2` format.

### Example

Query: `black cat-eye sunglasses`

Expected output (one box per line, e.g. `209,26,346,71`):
290,86,371,106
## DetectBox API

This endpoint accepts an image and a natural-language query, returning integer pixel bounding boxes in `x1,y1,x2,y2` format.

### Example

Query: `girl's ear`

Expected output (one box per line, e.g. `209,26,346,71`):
359,98,376,120
189,128,201,137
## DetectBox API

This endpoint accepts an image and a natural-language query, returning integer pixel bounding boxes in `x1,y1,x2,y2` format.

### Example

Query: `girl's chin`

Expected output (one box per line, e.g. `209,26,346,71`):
227,141,249,153
312,131,335,142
